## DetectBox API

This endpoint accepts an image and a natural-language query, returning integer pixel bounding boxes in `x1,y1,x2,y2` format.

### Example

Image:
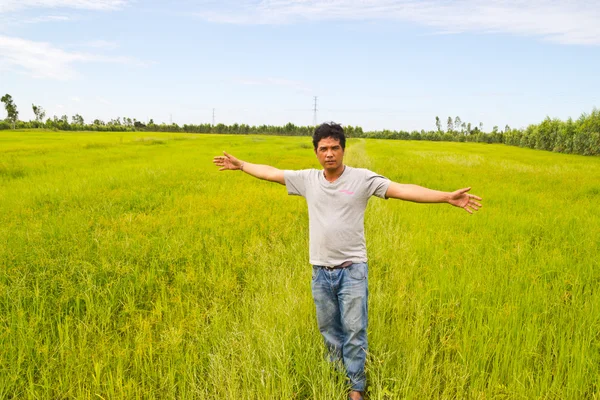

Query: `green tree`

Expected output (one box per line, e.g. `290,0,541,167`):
32,104,46,124
535,117,561,151
283,122,296,134
554,118,574,153
72,114,84,125
1,94,19,129
578,108,600,135
435,116,441,132
455,116,462,134
447,116,453,133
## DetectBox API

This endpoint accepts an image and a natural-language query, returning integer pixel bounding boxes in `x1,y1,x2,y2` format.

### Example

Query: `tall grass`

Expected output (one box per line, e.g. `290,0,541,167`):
1,130,599,399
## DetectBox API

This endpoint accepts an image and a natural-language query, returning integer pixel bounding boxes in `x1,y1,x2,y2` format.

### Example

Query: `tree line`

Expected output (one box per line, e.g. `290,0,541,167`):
1,94,599,156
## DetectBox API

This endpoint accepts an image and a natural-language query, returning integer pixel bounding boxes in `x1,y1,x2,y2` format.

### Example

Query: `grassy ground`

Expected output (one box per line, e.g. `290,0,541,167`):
1,130,599,399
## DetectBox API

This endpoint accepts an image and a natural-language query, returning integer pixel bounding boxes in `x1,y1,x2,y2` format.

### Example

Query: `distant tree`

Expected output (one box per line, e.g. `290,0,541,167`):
454,116,462,133
467,122,472,135
555,118,575,153
72,114,84,125
44,117,54,129
505,124,510,133
214,123,226,134
479,122,483,132
1,94,19,129
447,116,454,133
492,126,498,134
578,108,600,135
32,104,46,123
435,116,441,132
93,119,105,125
284,122,296,134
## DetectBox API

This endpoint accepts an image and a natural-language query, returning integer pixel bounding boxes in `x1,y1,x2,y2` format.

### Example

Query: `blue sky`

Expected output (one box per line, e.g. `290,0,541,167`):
1,0,599,131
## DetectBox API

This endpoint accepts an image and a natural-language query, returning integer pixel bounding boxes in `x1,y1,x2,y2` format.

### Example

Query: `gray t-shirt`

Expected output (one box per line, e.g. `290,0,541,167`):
284,166,391,266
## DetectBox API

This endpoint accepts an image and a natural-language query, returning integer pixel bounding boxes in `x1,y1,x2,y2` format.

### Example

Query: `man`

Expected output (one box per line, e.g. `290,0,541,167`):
213,123,482,400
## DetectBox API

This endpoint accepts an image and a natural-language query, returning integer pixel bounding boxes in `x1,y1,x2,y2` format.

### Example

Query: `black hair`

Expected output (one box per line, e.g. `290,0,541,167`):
312,122,346,150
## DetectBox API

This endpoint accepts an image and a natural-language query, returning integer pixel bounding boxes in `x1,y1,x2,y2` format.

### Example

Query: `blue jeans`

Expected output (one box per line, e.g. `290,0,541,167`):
311,262,368,392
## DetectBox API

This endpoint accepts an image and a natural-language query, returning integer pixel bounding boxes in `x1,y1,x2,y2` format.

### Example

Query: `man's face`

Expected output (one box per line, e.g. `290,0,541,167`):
314,137,345,171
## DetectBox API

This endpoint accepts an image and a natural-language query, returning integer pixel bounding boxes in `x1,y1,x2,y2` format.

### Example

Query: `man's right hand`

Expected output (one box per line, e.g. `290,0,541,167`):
212,151,285,185
213,151,243,171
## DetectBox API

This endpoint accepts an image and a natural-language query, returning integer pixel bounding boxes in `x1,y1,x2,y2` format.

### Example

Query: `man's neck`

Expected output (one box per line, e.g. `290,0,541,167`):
323,165,346,183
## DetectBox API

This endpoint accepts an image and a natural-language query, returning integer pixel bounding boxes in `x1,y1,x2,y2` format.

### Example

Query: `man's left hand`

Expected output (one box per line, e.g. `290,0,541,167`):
448,187,482,214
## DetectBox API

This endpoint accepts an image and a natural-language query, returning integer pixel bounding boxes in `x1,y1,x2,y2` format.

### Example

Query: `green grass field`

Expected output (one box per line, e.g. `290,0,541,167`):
1,130,599,399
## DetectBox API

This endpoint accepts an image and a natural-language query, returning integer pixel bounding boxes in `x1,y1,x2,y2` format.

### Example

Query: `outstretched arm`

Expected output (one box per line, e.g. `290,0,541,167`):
385,182,482,214
213,151,285,185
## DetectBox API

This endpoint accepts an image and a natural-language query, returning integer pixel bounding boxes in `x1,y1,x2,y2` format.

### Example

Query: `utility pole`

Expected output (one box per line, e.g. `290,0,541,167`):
313,96,318,126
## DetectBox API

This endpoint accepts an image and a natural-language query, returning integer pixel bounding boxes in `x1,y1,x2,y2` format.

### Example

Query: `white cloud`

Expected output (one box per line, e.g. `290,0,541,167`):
0,35,147,80
0,13,72,29
23,14,71,22
0,0,127,28
194,0,600,45
84,39,118,50
0,0,128,13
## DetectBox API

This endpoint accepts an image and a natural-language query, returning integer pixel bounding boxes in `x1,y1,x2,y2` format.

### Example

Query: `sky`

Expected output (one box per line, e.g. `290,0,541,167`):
1,0,599,131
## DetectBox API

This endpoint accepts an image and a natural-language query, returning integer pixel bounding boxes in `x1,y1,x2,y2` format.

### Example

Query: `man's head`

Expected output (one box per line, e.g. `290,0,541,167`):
313,122,346,173
312,122,346,151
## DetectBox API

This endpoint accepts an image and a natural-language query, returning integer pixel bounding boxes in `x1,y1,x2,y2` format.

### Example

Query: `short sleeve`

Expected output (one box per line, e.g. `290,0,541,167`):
284,170,309,197
364,169,391,199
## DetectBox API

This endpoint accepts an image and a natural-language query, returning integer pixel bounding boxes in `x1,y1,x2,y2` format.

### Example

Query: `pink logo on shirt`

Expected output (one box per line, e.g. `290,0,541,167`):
339,189,355,195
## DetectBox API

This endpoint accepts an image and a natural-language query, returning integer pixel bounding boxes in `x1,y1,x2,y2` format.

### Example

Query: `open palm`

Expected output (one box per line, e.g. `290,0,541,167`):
213,151,242,171
448,187,482,214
